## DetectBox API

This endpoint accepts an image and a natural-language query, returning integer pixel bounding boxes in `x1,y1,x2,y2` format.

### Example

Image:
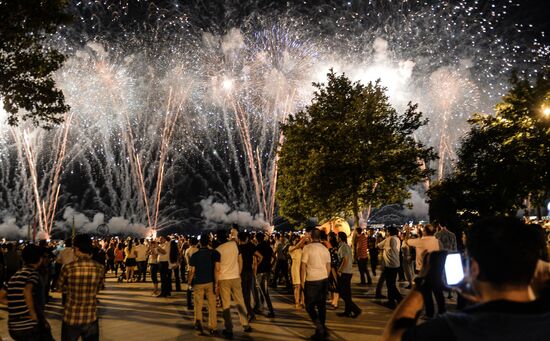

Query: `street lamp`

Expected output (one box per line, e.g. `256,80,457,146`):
543,105,550,118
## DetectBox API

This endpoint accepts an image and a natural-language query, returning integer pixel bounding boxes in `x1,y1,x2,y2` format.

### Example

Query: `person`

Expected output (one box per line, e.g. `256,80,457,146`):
52,239,74,290
336,232,362,318
355,227,373,285
253,232,275,318
114,243,125,277
57,234,105,341
157,236,171,297
401,231,414,290
406,224,443,317
135,238,148,282
327,235,340,308
289,234,306,309
434,224,457,252
378,226,402,308
367,229,379,276
301,228,331,340
4,243,21,283
169,239,182,292
238,231,257,321
383,216,550,341
124,239,137,282
185,237,199,309
272,233,291,291
188,232,220,335
148,240,160,296
215,229,252,338
105,242,115,274
3,244,52,341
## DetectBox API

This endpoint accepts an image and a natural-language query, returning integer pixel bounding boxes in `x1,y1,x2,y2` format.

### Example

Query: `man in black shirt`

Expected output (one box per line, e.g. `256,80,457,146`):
254,232,275,318
238,231,258,321
383,216,550,341
188,233,221,335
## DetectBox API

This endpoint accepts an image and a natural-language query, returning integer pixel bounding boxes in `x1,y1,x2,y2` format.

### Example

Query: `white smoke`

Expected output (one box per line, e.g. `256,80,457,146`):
199,196,269,230
0,217,26,239
62,207,151,236
403,190,429,220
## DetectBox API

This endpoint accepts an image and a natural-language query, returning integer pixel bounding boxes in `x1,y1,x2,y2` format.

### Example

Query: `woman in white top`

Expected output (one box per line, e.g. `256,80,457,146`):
289,234,307,309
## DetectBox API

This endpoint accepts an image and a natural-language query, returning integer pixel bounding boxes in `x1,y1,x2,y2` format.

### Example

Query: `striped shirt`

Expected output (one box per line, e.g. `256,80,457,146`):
7,266,40,331
57,255,105,325
356,234,369,259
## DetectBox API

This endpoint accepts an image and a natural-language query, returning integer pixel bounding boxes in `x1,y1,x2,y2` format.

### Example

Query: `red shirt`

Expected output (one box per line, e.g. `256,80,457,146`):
356,234,369,259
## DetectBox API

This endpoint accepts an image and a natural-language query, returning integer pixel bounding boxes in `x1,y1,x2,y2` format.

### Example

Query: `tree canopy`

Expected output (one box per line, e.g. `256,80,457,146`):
0,0,71,126
277,70,435,227
429,70,550,221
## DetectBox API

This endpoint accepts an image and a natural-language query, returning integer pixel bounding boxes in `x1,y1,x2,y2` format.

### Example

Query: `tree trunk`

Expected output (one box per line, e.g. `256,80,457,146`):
353,191,360,229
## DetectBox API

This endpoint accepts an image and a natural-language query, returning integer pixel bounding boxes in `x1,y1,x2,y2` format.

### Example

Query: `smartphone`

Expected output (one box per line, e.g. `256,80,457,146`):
444,253,465,286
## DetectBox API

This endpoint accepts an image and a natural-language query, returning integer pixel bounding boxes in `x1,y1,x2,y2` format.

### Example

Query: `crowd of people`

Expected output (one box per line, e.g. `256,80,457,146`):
0,217,548,340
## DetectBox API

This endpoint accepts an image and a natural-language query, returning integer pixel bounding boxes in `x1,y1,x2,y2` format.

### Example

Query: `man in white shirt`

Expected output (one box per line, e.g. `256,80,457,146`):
215,229,251,338
378,226,402,308
157,236,171,297
405,224,444,317
135,238,149,282
300,228,331,340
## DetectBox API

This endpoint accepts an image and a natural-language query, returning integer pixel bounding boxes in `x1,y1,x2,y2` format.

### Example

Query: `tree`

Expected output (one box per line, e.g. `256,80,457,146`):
0,0,71,126
277,70,435,227
429,70,550,219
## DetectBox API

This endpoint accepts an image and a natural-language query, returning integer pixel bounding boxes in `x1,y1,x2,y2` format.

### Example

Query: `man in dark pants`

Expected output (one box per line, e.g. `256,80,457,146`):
272,234,291,291
355,227,373,285
238,231,257,321
254,232,275,318
367,229,379,276
135,238,148,282
378,226,402,308
157,236,171,297
336,232,362,318
301,229,331,340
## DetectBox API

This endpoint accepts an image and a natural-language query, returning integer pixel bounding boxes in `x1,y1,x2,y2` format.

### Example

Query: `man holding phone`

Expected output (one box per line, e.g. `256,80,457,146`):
383,216,550,341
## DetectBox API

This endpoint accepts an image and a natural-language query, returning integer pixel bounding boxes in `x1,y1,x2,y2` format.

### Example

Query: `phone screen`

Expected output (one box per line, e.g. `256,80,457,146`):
444,253,464,286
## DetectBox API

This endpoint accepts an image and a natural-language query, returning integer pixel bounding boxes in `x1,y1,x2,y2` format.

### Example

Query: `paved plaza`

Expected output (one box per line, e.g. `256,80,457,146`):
0,271,403,341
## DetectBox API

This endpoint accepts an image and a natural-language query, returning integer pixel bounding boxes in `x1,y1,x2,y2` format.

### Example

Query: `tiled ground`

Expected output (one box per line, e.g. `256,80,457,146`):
0,270,428,340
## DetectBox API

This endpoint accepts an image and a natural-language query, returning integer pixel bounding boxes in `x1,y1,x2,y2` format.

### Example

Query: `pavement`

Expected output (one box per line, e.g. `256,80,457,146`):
0,271,422,341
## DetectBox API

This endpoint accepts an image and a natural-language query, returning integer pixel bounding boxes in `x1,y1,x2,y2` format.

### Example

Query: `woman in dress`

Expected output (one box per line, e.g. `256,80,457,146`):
328,235,340,309
124,239,138,282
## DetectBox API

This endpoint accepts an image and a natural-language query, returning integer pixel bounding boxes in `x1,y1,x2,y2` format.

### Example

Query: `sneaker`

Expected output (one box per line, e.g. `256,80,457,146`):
194,321,203,331
209,329,219,336
243,326,252,333
222,330,233,339
352,309,362,318
266,312,275,318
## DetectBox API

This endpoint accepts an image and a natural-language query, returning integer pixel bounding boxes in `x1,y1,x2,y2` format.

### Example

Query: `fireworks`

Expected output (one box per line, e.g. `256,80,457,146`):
0,0,547,235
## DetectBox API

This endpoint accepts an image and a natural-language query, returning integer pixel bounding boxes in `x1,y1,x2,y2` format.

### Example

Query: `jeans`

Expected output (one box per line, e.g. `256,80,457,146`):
357,258,372,284
384,267,402,304
219,278,249,332
159,261,171,296
137,261,147,281
337,273,361,315
368,249,379,275
241,270,256,317
255,272,274,314
193,282,218,330
149,263,159,284
61,320,99,341
304,279,328,336
172,267,182,291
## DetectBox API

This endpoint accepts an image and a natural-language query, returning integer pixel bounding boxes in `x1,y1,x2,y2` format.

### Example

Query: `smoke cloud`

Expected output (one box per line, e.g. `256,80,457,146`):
403,190,429,220
199,196,268,230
